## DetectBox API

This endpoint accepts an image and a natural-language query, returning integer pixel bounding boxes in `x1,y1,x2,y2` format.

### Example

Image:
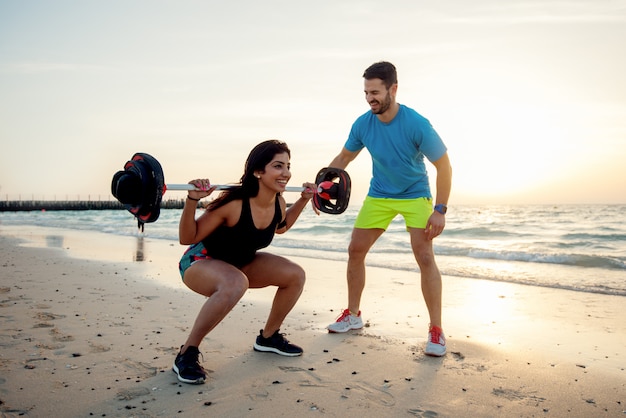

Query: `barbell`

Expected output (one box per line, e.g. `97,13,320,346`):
111,152,351,224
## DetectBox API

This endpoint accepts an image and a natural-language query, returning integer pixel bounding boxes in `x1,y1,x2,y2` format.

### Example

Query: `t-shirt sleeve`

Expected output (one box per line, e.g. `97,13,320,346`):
344,118,365,152
417,121,447,162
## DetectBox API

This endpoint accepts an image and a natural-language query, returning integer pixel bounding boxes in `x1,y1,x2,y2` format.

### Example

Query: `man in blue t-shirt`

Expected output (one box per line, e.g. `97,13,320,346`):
326,61,452,357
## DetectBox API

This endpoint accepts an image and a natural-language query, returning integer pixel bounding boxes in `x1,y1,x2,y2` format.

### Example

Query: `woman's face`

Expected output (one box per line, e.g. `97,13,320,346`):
256,152,291,192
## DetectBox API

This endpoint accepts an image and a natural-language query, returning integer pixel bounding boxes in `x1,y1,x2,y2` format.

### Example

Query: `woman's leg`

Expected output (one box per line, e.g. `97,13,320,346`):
243,252,306,338
181,259,249,353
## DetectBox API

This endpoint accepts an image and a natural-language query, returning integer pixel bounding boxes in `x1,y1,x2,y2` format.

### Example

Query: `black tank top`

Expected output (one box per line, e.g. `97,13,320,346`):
202,197,282,268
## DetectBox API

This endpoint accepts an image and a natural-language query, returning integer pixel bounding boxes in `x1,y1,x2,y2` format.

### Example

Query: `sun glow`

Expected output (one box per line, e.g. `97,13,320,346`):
434,94,595,203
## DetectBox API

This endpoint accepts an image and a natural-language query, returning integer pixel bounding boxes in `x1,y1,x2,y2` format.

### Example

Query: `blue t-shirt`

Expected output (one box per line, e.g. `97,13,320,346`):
345,104,447,199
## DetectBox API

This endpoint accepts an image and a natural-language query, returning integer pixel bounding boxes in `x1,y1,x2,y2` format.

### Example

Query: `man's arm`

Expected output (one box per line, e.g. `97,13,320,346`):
432,152,452,207
329,147,361,170
425,152,452,240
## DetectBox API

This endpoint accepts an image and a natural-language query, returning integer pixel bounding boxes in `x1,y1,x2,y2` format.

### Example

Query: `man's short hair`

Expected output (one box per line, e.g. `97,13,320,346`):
363,61,397,89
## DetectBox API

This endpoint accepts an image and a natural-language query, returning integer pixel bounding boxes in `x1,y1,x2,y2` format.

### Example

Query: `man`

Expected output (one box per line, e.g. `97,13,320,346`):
326,61,452,356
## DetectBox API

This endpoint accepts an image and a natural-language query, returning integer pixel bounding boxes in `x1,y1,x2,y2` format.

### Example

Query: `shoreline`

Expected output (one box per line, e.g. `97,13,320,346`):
0,225,624,417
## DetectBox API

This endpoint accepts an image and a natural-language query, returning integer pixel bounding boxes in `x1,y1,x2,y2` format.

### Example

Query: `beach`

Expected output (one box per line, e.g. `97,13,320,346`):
0,225,624,417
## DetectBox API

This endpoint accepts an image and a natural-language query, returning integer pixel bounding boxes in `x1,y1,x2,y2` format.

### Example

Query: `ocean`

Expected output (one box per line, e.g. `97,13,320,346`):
1,204,625,297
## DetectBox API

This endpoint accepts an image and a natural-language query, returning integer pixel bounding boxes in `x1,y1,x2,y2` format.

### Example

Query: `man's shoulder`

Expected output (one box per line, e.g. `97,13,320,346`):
398,104,428,121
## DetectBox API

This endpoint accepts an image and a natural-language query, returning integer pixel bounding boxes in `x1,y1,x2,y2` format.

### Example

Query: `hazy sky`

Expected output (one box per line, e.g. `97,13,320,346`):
1,0,625,205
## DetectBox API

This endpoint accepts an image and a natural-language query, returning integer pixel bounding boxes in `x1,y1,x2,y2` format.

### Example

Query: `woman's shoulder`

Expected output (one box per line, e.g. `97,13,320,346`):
206,198,243,222
217,198,243,213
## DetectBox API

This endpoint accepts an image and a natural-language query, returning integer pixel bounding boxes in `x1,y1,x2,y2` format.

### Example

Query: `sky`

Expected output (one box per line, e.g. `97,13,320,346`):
1,0,625,205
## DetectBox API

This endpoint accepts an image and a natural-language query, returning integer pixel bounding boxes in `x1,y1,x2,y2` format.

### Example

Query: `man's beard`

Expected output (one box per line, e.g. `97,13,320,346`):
371,92,392,114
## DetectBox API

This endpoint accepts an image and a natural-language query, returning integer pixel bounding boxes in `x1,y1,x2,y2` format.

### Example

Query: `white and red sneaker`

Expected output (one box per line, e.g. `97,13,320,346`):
424,325,447,356
327,309,363,333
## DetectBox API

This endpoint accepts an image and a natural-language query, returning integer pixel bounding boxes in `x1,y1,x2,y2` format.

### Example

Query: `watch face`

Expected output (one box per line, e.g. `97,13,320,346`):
436,204,447,214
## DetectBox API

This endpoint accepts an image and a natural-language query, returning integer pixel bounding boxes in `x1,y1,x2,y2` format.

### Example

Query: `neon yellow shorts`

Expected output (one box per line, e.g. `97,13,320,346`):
354,196,433,230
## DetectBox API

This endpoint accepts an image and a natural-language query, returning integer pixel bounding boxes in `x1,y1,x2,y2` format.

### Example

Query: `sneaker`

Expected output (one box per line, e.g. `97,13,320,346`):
172,345,206,384
253,329,303,357
424,325,447,357
327,309,363,333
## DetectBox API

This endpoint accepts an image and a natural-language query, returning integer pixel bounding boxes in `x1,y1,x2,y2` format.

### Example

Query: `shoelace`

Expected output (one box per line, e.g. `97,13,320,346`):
267,332,290,348
336,309,352,322
429,328,444,344
183,349,204,365
277,334,290,347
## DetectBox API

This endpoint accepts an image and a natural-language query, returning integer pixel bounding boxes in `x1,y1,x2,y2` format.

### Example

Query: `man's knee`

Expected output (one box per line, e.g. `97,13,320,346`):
348,237,373,260
413,248,436,269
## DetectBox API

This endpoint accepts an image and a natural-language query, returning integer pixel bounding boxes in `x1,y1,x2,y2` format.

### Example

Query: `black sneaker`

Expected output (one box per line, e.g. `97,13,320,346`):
253,329,303,357
172,345,206,384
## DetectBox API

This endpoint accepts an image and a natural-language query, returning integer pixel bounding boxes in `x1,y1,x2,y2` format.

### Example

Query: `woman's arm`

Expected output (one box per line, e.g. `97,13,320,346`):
178,179,220,245
276,182,316,234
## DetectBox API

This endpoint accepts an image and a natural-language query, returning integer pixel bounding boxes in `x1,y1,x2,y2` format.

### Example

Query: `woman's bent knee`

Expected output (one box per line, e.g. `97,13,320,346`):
289,265,306,289
223,275,249,296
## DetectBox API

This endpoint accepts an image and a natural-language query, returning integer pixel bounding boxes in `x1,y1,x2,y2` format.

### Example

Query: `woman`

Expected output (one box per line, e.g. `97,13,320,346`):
173,140,316,384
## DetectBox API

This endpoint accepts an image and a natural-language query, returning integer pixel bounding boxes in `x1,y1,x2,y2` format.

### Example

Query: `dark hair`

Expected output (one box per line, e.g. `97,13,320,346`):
363,61,397,89
207,140,291,210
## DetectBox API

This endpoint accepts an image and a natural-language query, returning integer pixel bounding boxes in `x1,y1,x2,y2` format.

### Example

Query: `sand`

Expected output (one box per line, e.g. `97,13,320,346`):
0,225,624,417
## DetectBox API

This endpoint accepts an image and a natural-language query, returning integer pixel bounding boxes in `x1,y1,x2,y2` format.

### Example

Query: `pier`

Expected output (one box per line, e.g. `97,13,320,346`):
0,199,187,212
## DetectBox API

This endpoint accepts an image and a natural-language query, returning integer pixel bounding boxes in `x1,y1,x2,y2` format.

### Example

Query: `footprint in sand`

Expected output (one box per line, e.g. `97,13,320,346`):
117,358,157,379
88,342,111,353
0,293,28,307
34,312,66,321
50,328,74,342
155,346,179,355
408,407,440,417
344,382,396,407
279,366,324,384
116,386,151,401
492,387,546,405
246,380,270,400
35,342,65,350
0,333,21,349
133,295,159,301
32,312,65,330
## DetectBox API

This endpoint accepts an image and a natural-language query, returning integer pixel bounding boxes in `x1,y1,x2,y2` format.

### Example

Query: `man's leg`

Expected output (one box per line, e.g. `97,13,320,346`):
346,227,384,314
409,227,446,356
409,227,442,328
327,227,384,333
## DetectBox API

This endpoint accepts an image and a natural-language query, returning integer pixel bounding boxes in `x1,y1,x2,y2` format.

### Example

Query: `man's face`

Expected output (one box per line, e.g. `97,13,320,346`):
364,78,394,115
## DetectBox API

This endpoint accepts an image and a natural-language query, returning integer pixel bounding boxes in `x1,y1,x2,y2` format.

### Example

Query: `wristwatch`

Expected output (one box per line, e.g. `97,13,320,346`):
434,204,447,215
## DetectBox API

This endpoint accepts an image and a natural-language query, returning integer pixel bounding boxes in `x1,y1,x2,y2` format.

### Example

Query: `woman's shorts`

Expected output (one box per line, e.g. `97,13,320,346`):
354,196,433,230
178,242,213,281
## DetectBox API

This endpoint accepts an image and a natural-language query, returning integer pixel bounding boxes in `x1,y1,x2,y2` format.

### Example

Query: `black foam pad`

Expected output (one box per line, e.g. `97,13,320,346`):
111,153,165,223
312,167,351,214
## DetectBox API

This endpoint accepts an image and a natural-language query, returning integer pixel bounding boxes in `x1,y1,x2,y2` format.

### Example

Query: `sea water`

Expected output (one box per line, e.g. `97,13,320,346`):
1,204,624,296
